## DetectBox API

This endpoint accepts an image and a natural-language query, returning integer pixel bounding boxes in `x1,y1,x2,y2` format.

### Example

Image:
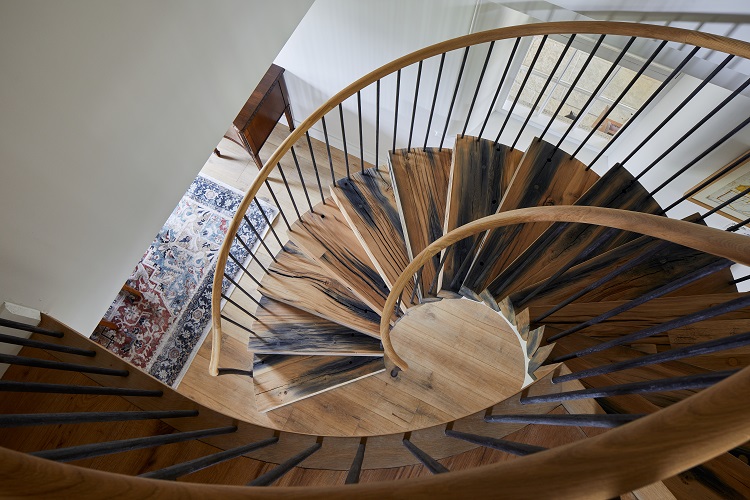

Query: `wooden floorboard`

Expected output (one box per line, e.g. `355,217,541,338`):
331,165,416,305
260,242,381,338
441,136,523,291
389,147,452,296
289,198,393,317
462,137,598,293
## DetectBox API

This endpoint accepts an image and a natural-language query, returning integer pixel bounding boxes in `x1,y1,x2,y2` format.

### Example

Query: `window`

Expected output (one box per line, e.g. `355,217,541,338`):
506,36,663,141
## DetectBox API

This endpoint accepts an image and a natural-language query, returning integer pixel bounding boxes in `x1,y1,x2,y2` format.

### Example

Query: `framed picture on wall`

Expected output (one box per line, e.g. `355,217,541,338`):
687,153,750,224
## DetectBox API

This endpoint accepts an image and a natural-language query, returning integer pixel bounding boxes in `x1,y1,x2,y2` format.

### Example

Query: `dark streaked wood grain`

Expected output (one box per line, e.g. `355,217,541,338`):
462,138,598,293
289,199,393,317
486,164,661,299
249,298,383,356
331,166,416,306
253,354,385,412
389,148,452,296
260,242,381,338
442,136,523,291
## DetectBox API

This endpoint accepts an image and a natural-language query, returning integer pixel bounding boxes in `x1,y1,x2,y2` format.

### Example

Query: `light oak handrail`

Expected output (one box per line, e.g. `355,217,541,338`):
3,362,749,498
209,20,750,374
380,206,750,369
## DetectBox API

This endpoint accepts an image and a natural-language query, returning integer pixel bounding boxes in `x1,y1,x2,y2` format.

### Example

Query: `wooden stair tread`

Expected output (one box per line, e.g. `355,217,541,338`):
288,199,393,317
389,148,452,296
260,242,381,338
662,452,750,499
330,166,416,306
486,164,662,299
441,136,523,291
462,137,598,292
249,298,383,356
667,320,750,372
253,354,385,412
512,213,737,312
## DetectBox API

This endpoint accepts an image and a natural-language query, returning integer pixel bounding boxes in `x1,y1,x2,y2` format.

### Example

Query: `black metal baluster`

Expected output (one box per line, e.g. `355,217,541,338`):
221,293,259,322
357,90,365,174
511,35,577,150
408,60,423,152
0,410,198,428
393,69,401,152
33,426,238,462
263,180,291,231
496,35,549,145
305,131,326,204
402,434,449,474
254,196,284,249
440,46,470,150
461,41,495,138
553,37,636,151
227,252,262,288
649,115,750,197
586,46,700,171
728,216,750,231
554,331,750,384
0,381,161,397
345,437,367,484
547,259,733,342
521,370,737,404
634,75,750,183
619,53,734,168
223,274,265,311
478,38,521,140
539,35,606,142
424,53,446,150
572,39,667,158
220,314,260,339
321,115,336,184
702,185,750,219
233,234,268,275
485,413,644,428
141,437,279,480
290,146,314,213
445,428,545,456
0,333,94,357
243,214,277,263
410,267,423,304
376,79,381,167
0,354,128,377
339,103,351,178
248,439,323,486
730,274,750,285
0,318,63,338
550,294,750,362
275,162,301,221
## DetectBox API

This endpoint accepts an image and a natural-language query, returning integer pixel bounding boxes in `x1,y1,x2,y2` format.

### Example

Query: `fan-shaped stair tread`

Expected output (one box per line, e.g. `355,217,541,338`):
528,343,555,376
498,297,516,326
248,298,383,356
462,138,598,292
549,333,720,409
330,166,416,306
486,164,663,299
441,136,522,291
532,292,750,338
253,353,385,412
288,199,395,318
260,242,381,338
622,481,676,500
515,308,530,341
526,326,545,357
511,221,737,311
662,453,750,499
389,147,452,296
667,320,750,372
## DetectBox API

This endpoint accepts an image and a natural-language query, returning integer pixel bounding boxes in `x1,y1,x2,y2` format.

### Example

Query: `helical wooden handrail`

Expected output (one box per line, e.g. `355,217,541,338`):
380,206,750,369
209,20,750,375
4,361,750,498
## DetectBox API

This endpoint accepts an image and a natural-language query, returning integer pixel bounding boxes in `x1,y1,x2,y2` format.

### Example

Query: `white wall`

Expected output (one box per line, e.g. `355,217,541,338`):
0,0,312,336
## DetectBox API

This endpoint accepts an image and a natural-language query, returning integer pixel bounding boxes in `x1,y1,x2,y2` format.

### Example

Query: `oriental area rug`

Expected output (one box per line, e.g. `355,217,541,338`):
92,174,277,387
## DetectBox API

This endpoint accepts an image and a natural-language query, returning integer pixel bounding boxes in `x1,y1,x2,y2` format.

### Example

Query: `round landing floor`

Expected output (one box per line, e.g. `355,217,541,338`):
211,297,527,438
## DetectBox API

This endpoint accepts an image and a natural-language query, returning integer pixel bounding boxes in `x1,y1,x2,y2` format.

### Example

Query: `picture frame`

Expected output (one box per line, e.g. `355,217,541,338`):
686,152,750,224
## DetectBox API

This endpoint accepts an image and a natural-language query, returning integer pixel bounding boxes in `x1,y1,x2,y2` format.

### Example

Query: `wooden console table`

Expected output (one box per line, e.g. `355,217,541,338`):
226,64,295,169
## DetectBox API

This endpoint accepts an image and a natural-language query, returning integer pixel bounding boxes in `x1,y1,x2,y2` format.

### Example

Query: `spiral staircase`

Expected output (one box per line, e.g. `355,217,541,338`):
2,22,750,499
